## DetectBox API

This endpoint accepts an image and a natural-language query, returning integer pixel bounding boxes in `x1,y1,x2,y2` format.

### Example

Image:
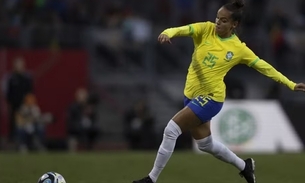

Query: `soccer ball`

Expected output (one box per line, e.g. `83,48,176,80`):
37,172,66,183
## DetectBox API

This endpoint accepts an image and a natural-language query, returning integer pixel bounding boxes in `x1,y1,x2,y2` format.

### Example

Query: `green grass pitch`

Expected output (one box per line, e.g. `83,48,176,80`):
0,151,304,183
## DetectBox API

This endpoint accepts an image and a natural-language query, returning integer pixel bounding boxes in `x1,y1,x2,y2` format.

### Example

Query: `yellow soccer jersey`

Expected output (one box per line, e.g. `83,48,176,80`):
161,21,296,102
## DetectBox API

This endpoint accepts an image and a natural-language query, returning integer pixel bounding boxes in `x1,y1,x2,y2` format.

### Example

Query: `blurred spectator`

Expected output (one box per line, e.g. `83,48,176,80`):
15,93,49,153
5,57,33,142
65,0,90,25
297,0,305,27
123,99,157,150
121,11,152,67
122,11,152,45
66,87,100,152
266,9,291,72
172,0,195,25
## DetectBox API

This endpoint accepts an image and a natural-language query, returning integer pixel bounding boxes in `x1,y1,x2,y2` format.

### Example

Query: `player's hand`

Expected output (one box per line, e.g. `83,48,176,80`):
294,83,305,92
158,34,172,44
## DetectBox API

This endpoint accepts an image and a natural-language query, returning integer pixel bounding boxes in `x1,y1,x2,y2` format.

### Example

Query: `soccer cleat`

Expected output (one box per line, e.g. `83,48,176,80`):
132,176,154,183
239,158,256,183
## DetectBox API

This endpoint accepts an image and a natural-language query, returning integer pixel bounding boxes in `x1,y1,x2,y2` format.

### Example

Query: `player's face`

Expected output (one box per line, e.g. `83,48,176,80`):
215,7,238,37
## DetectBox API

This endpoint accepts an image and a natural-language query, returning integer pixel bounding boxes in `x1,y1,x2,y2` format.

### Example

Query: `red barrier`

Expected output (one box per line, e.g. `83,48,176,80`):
0,49,88,139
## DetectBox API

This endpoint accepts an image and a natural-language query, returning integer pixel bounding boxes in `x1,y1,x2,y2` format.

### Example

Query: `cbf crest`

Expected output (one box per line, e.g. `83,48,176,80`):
224,51,234,61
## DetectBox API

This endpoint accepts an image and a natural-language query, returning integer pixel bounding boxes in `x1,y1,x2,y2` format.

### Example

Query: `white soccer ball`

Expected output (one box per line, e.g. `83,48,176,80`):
37,172,66,183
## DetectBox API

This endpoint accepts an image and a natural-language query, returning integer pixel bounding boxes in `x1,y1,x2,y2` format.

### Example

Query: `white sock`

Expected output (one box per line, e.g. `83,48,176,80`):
148,120,182,182
196,135,245,171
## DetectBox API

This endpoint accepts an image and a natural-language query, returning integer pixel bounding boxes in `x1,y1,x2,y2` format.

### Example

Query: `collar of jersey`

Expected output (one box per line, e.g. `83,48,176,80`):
216,34,236,41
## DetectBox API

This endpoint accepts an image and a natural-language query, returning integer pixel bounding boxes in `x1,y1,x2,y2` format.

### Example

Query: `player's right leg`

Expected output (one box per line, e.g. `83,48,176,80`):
239,158,256,183
186,95,255,183
191,122,256,183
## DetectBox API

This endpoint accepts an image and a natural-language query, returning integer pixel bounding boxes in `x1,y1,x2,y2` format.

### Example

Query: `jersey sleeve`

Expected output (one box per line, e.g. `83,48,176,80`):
239,45,260,67
161,22,208,38
240,46,296,90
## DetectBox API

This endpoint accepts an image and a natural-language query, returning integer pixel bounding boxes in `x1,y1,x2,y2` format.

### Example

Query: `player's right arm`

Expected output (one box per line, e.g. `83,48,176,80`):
158,22,207,44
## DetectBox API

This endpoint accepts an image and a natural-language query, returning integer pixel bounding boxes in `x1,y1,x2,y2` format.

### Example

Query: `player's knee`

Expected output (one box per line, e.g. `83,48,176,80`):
163,120,182,140
196,136,213,153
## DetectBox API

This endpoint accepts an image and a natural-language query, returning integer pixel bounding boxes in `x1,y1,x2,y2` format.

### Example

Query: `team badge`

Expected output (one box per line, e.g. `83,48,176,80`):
225,51,234,61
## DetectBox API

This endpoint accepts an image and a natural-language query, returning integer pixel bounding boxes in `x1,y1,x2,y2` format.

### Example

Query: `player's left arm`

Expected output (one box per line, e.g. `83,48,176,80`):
240,46,305,92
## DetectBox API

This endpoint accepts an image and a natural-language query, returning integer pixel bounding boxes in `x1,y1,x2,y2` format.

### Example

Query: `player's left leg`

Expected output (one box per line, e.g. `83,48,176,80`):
191,123,256,183
132,104,204,183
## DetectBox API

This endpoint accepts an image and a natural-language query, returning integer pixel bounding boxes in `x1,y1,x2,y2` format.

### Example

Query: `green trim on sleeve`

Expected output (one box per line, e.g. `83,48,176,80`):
188,25,194,36
249,57,260,67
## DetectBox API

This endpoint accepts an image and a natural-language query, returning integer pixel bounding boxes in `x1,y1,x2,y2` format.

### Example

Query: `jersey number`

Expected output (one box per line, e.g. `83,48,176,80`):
203,52,218,68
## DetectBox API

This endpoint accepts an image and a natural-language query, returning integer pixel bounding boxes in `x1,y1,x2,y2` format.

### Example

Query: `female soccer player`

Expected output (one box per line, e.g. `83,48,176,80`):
132,0,305,183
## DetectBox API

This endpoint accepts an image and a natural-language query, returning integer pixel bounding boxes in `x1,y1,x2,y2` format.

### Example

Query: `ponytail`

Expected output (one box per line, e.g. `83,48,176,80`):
223,0,245,24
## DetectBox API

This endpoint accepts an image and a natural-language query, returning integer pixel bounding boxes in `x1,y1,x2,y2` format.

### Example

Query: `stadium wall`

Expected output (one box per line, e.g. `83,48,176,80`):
0,49,88,139
281,101,305,147
192,100,304,154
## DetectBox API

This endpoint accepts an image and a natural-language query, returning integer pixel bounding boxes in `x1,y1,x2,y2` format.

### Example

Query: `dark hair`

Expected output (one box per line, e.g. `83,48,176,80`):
223,0,245,24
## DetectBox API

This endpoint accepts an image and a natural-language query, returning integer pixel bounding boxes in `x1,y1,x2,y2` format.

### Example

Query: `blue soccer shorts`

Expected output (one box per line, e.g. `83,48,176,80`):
184,95,223,123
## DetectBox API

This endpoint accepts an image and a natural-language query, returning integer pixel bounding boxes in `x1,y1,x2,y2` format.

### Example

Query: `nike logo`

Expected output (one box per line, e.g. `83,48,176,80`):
204,40,211,45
